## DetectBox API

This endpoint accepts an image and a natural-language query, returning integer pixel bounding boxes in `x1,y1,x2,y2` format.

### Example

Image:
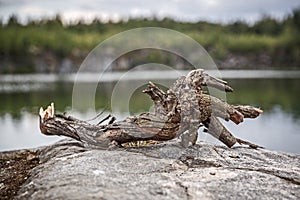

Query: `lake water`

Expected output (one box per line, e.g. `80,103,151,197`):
0,70,299,154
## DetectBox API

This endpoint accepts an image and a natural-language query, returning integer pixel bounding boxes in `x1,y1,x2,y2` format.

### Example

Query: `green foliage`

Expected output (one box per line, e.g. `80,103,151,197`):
252,16,282,35
0,8,300,73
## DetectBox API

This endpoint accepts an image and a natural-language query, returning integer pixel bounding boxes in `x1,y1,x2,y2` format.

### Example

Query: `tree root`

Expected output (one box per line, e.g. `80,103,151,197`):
39,69,263,149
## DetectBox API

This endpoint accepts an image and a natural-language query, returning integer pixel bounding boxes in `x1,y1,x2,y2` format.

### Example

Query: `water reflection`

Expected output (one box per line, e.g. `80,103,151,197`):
200,106,300,153
0,112,61,151
0,72,299,153
226,79,300,118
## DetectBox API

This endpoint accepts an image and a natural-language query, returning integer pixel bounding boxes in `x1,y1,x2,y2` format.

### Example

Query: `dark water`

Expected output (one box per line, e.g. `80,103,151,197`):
0,72,299,153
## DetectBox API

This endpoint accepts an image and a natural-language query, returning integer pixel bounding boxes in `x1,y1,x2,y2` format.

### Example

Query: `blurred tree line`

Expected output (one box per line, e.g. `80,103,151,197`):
0,7,299,73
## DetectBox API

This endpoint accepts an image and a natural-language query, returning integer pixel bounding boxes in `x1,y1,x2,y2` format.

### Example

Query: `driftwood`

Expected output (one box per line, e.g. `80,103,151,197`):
39,69,263,149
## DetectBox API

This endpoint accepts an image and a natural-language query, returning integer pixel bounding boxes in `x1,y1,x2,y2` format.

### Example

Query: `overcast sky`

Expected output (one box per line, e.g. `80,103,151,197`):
1,0,300,24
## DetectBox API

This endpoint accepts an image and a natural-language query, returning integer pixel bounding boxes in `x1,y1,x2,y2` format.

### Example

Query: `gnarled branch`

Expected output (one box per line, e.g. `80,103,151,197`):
39,69,263,149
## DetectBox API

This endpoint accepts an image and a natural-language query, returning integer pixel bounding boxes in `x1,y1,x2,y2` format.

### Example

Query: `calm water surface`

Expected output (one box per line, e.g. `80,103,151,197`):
0,71,299,153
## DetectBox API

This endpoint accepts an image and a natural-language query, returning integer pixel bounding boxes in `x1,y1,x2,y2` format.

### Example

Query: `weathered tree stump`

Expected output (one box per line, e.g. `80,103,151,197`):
39,69,263,149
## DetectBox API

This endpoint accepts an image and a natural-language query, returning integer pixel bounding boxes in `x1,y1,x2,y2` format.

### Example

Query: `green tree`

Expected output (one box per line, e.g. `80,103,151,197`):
252,16,281,35
7,14,20,26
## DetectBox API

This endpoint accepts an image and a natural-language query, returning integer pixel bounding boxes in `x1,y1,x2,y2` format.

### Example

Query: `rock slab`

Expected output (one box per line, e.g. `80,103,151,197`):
16,140,300,199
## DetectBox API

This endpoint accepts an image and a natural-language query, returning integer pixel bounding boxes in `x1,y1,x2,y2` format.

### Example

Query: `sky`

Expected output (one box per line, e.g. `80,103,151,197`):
0,0,300,24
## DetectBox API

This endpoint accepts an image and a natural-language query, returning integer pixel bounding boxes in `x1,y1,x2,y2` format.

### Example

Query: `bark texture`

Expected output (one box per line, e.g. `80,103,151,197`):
39,69,263,149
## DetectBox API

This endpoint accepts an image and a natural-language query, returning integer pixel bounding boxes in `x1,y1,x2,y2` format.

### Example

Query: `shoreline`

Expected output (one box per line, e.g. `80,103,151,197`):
0,70,300,84
1,51,299,74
